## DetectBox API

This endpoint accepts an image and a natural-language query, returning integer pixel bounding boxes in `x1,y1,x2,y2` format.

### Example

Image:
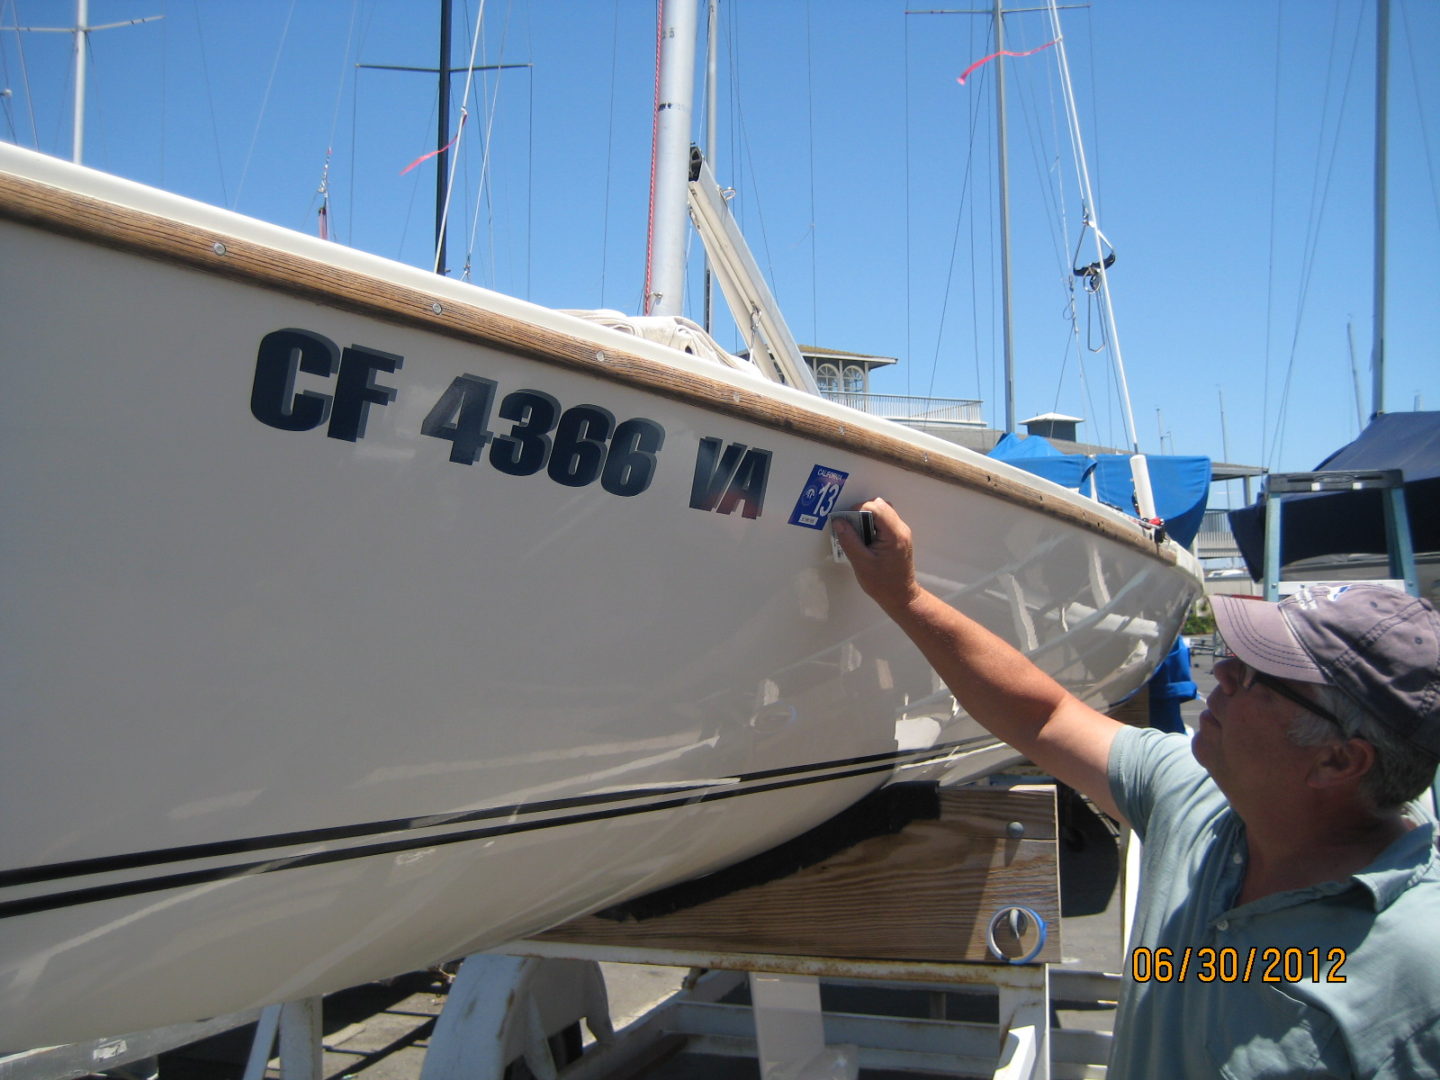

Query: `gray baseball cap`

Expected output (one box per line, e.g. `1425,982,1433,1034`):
1211,584,1440,754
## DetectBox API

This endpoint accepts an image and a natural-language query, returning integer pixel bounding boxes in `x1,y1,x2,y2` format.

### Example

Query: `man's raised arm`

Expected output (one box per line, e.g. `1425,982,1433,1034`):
832,497,1127,822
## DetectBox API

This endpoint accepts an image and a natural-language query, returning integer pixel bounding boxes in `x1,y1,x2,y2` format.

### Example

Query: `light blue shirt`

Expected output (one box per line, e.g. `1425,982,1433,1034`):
1105,726,1440,1079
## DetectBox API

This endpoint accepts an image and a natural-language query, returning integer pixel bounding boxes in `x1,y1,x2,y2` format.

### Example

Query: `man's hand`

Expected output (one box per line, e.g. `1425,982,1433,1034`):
831,497,923,616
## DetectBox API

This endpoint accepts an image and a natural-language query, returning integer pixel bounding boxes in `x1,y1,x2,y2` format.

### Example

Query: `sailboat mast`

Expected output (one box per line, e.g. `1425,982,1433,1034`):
71,0,88,162
1370,0,1389,420
647,0,699,317
994,0,1017,435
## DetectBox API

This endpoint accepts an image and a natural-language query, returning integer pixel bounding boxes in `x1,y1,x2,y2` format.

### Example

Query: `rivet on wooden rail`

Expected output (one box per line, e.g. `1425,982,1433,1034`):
211,242,227,256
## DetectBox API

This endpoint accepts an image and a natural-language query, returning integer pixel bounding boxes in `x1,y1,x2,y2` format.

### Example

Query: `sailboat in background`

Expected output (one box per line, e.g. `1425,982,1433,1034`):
0,0,1200,1050
1227,0,1437,604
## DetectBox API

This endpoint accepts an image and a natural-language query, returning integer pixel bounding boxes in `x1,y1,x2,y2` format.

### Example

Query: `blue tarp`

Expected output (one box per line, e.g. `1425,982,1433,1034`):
989,434,1212,548
1228,411,1440,579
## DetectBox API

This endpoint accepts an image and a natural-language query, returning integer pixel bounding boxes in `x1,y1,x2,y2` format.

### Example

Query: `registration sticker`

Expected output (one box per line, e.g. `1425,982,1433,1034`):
788,465,849,529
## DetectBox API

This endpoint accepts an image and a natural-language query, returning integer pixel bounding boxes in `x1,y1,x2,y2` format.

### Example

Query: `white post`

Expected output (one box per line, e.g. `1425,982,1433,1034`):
995,966,1050,1080
71,0,87,163
648,0,699,317
749,972,857,1080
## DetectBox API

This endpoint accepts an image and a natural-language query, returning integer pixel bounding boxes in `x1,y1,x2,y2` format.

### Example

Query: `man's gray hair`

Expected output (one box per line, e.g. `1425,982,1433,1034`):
1287,685,1440,810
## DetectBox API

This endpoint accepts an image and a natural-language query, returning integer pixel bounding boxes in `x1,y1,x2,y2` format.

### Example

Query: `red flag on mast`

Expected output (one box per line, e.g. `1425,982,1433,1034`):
957,40,1057,85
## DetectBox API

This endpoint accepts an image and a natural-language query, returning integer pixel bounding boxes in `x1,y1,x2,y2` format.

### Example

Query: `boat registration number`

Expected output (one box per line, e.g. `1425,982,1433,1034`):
246,328,777,517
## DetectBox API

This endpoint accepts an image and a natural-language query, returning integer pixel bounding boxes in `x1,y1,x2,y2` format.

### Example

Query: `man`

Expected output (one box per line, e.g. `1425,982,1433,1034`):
832,497,1439,1078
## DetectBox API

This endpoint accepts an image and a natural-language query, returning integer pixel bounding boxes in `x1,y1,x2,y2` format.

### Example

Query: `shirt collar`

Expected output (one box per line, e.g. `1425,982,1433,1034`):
1351,820,1438,911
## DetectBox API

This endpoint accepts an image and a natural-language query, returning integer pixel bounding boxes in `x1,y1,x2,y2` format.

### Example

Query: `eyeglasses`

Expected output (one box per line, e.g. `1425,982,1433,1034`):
1235,661,1349,733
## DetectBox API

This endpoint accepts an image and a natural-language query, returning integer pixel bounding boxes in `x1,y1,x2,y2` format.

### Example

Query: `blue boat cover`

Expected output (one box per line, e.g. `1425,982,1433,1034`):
1228,411,1440,579
989,433,1212,548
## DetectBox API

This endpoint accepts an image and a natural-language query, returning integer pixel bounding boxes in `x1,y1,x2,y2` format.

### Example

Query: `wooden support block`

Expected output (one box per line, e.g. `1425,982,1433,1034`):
529,786,1060,968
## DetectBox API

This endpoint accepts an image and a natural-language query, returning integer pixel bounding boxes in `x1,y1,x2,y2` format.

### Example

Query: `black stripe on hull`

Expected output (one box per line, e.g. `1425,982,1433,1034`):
0,741,993,920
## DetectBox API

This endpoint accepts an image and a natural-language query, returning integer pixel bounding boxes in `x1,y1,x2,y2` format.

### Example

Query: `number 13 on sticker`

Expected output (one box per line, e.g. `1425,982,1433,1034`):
788,465,850,529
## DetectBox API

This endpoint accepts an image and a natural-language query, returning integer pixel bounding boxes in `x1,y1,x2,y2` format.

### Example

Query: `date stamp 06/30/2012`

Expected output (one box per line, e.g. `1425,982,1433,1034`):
1129,946,1348,984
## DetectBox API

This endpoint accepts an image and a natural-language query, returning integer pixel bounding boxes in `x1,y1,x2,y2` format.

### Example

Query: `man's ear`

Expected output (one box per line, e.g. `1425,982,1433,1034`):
1307,737,1375,791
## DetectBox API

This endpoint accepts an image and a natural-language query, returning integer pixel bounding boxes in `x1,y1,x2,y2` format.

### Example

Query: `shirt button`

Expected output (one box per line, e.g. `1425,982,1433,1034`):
1232,852,1243,865
1216,919,1229,931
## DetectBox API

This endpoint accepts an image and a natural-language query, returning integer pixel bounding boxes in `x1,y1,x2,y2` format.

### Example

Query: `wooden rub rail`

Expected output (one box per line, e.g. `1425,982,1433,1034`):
0,167,1174,564
526,785,1062,973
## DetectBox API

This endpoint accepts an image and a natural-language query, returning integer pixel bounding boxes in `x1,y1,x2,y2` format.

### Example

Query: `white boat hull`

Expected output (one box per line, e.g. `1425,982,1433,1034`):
0,145,1201,1050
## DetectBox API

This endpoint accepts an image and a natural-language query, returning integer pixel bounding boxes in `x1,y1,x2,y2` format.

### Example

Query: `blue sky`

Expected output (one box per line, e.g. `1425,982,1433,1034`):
3,0,1436,497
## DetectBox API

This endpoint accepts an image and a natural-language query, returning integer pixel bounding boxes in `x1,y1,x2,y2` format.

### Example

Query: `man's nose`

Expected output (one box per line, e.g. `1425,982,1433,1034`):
1213,656,1243,691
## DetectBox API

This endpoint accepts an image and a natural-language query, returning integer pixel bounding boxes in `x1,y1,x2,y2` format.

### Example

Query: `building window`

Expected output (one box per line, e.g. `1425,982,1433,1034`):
843,364,865,393
816,363,840,392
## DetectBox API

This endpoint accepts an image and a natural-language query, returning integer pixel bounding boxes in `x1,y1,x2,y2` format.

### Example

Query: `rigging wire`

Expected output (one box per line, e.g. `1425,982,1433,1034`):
805,0,817,346
1069,10,1118,457
1268,0,1365,470
974,12,992,412
731,28,782,335
12,1,46,149
188,0,229,224
1398,0,1440,240
716,0,742,340
0,0,35,145
915,10,990,405
642,0,663,314
458,0,493,282
460,0,518,285
158,0,166,186
924,21,988,405
433,0,488,275
1007,29,1087,420
461,0,524,290
310,0,361,242
599,0,622,307
81,30,110,167
233,0,297,212
1260,0,1286,467
344,2,380,249
396,90,438,263
524,9,532,299
1042,10,1117,446
1044,0,1142,457
903,13,911,397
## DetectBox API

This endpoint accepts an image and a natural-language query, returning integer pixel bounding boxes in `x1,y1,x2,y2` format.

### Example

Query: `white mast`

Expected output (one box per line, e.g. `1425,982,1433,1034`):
71,0,87,162
648,0,699,317
0,1,162,164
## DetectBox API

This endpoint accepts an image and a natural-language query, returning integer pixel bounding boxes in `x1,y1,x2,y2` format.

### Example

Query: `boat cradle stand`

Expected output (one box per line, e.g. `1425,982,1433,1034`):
438,782,1113,1079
